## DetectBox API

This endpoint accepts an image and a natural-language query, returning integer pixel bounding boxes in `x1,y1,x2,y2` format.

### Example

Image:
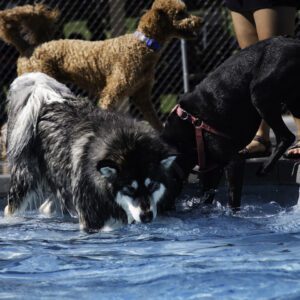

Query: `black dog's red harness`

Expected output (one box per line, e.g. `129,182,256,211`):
173,104,231,172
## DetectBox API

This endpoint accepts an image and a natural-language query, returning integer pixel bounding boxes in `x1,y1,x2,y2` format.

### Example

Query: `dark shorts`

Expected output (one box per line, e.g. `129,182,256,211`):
225,0,299,12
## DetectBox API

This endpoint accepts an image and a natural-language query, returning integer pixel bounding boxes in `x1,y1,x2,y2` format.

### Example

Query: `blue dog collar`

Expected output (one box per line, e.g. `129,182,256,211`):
134,31,161,51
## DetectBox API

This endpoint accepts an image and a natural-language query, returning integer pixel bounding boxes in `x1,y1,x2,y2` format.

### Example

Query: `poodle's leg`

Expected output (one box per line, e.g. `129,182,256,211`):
98,74,162,130
98,73,130,110
132,83,163,131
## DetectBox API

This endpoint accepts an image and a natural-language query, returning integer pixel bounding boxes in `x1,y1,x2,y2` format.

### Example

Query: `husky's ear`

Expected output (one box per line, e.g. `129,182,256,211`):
97,160,119,179
99,167,117,178
161,155,176,170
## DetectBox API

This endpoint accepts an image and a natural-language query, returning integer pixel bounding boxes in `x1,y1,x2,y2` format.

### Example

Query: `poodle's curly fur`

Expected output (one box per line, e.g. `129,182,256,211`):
0,0,202,131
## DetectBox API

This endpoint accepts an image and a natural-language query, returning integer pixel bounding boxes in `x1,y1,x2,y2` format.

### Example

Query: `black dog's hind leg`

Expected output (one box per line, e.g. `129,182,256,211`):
200,167,224,205
251,95,294,175
5,160,39,215
224,157,245,210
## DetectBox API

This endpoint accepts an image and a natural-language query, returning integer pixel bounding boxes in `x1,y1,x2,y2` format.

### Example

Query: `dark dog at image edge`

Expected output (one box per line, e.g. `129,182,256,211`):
162,36,300,208
5,72,178,232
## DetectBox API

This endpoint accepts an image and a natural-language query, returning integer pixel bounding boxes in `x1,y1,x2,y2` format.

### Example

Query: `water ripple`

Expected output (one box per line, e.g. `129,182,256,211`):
0,190,300,299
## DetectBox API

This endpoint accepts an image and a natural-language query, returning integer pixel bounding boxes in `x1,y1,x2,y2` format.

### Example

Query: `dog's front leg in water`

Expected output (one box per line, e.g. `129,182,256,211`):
224,157,246,210
199,167,224,205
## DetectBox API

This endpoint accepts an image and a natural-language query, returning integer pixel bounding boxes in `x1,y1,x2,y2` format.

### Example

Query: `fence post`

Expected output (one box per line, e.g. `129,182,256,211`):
181,39,190,93
108,0,126,37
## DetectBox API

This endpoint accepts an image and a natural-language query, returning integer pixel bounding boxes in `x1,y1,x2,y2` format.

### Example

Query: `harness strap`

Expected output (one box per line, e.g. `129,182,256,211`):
195,126,205,170
173,104,231,172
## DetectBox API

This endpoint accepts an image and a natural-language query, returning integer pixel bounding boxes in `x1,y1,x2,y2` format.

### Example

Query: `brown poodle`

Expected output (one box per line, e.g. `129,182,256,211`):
0,1,202,131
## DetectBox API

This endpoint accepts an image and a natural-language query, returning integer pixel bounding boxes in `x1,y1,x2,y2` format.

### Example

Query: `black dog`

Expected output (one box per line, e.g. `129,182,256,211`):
162,36,300,208
5,72,177,232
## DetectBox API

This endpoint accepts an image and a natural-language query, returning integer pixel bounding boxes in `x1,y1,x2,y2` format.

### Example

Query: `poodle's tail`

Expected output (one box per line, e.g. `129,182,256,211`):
0,4,59,54
7,72,74,162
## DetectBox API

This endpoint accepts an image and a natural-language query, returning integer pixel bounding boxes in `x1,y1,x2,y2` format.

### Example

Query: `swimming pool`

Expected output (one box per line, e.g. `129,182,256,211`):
1,185,300,300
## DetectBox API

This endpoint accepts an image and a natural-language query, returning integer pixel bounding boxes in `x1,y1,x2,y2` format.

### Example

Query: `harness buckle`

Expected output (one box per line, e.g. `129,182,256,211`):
172,103,231,173
193,119,202,127
180,110,189,120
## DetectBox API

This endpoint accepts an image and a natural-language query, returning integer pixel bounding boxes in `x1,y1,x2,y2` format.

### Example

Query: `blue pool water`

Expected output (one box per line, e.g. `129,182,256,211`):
1,187,300,300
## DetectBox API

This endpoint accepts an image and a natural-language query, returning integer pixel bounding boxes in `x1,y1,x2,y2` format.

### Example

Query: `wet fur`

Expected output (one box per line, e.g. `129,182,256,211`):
5,72,176,232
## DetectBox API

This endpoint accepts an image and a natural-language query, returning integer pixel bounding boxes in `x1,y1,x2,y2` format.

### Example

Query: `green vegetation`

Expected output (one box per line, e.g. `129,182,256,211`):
160,94,177,114
63,21,92,40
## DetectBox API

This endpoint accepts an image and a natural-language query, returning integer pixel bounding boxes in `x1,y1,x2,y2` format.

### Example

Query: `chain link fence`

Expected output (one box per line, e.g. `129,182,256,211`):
0,0,300,124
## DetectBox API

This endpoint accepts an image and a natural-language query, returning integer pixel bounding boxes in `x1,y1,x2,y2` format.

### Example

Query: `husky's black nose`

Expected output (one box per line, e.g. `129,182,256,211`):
140,211,153,223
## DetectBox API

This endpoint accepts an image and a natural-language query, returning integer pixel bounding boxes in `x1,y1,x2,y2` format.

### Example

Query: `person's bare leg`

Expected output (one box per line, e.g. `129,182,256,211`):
230,11,258,48
230,11,269,155
254,7,296,38
240,7,297,156
285,117,300,156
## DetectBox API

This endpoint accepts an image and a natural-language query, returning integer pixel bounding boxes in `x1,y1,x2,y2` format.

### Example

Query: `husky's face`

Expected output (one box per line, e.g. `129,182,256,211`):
98,156,176,224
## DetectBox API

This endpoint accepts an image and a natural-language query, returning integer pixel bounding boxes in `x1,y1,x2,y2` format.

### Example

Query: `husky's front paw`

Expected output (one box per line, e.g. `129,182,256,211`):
39,199,57,216
4,204,12,216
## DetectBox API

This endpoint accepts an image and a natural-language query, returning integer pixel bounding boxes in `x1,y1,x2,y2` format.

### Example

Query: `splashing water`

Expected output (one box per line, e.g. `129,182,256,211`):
1,186,300,300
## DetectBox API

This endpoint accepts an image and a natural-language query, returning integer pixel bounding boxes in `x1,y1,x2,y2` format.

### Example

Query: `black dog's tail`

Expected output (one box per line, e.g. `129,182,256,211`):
7,72,75,162
0,4,59,54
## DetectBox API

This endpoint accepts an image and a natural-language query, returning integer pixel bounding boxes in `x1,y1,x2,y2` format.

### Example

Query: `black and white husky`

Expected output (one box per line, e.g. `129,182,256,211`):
5,72,177,232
